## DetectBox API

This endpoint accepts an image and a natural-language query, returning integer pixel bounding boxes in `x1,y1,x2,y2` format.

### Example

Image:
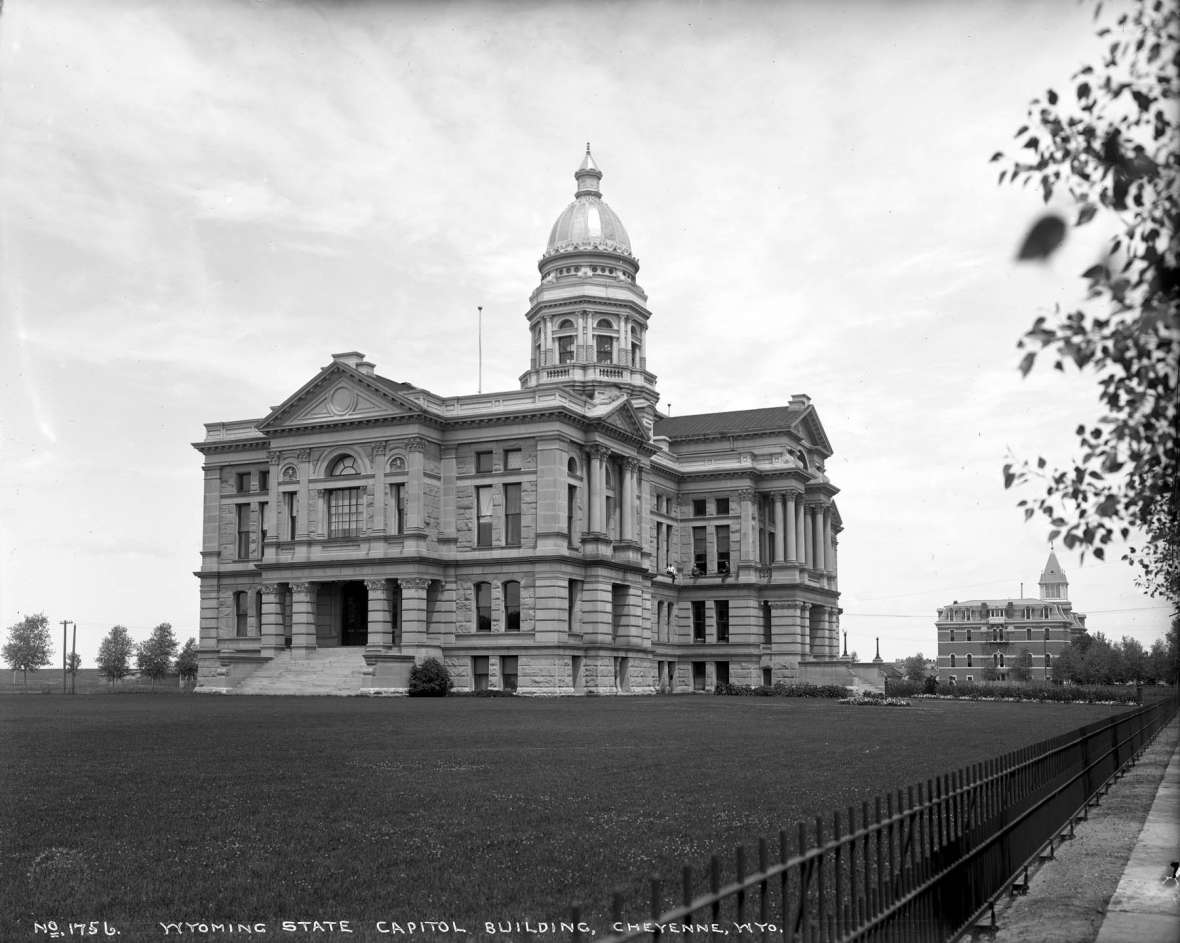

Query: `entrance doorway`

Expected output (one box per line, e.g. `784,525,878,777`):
340,581,368,646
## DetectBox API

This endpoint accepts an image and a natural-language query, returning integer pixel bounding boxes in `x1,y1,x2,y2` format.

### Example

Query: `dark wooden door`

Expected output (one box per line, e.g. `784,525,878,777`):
340,582,368,646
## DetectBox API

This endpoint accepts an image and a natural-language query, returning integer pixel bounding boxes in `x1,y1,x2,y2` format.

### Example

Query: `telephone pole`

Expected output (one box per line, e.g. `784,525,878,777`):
60,620,71,692
70,622,78,694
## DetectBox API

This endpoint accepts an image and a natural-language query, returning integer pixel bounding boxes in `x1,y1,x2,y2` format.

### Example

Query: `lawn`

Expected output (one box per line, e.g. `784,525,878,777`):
0,694,1130,942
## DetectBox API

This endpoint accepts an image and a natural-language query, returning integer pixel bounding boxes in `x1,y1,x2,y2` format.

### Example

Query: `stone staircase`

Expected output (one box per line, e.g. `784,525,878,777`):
233,648,368,696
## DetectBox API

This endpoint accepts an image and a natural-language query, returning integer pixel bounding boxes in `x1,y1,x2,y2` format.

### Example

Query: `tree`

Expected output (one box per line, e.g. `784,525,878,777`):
2,613,53,688
175,638,199,684
136,622,178,688
1121,635,1147,681
1010,648,1034,683
96,625,135,684
901,653,928,682
997,0,1179,601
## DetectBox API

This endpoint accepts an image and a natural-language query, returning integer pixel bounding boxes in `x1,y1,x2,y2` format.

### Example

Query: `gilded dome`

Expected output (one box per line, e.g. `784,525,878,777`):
544,146,632,258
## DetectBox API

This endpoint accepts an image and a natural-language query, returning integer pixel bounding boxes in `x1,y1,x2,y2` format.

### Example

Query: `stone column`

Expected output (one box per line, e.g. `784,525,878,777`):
589,447,607,534
440,446,457,541
259,584,283,655
813,507,824,571
372,442,387,534
366,579,393,649
400,577,429,647
290,582,317,652
794,498,806,566
295,450,312,539
265,451,280,556
822,506,832,572
406,438,426,532
621,459,636,542
738,489,755,563
773,493,786,563
803,505,813,568
785,493,798,562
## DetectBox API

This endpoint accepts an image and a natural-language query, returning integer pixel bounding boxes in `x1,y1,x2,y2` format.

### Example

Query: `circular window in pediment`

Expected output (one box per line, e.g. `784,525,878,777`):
328,386,356,415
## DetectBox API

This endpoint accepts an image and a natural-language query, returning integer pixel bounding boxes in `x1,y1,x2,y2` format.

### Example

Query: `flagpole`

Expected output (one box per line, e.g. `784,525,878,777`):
477,305,483,394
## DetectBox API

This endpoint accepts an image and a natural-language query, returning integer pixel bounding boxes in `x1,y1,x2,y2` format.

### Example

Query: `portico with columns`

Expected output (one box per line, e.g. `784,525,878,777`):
194,146,855,695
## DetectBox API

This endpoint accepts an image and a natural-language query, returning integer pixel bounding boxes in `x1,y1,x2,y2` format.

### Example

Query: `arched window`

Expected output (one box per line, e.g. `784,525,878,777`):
388,456,406,473
555,319,576,364
557,319,575,330
950,654,956,668
474,582,491,632
503,581,520,632
329,455,360,476
966,653,973,668
596,318,614,330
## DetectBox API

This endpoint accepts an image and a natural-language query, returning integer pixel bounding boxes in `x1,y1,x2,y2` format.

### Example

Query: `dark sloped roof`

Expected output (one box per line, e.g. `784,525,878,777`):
653,405,804,439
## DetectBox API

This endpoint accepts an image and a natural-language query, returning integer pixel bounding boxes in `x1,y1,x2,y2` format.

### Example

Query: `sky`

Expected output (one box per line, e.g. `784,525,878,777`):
0,0,1172,670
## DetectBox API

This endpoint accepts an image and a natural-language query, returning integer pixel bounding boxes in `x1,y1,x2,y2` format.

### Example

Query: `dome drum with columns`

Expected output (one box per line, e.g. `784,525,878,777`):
191,146,857,697
520,146,657,408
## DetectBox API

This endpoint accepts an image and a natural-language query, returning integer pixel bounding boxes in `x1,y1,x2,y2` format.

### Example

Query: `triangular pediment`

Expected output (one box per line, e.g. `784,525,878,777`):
595,399,649,441
793,406,833,457
257,362,422,432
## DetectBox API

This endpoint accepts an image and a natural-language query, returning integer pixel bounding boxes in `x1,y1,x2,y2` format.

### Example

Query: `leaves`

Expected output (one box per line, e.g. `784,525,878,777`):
1076,203,1099,225
1016,214,1067,260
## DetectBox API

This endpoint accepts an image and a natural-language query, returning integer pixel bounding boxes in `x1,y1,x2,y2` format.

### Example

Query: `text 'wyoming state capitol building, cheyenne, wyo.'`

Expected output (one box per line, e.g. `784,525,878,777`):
193,147,872,696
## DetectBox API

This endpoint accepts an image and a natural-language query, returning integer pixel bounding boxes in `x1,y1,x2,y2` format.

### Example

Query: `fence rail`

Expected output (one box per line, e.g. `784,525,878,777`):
575,696,1177,943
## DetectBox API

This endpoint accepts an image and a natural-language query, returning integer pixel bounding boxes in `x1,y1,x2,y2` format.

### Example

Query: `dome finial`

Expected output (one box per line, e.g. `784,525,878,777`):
575,144,602,197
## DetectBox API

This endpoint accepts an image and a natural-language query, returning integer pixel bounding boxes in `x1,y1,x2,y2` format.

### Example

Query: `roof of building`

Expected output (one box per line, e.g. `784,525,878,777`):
1040,549,1067,583
545,145,632,257
653,404,807,439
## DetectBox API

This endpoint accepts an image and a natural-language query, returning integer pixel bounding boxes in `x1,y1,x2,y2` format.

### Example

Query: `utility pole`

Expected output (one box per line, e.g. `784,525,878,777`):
61,620,71,693
70,622,78,695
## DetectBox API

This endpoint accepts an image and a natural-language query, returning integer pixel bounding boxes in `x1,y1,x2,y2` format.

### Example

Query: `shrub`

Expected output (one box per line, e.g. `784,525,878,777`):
895,679,1138,704
407,658,453,697
448,688,517,698
714,682,851,699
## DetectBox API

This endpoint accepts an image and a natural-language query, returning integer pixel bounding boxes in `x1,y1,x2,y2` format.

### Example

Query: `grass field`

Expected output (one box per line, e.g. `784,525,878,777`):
0,694,1131,942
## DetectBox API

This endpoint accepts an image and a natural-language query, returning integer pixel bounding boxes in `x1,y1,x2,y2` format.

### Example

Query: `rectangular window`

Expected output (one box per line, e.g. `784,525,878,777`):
762,603,772,644
567,579,582,634
656,600,665,643
475,450,494,473
692,661,707,691
328,488,362,538
762,667,772,687
715,525,731,574
258,502,268,549
284,492,297,540
692,601,706,642
715,661,730,686
503,448,522,471
503,581,520,632
693,499,707,517
236,504,251,559
567,485,577,542
558,335,575,364
715,600,730,643
475,583,491,632
1026,626,1032,640
234,591,248,637
476,486,493,547
390,483,406,535
595,335,613,363
473,655,489,692
693,526,707,574
235,472,250,494
500,656,518,693
259,470,269,492
504,483,521,547
715,497,730,515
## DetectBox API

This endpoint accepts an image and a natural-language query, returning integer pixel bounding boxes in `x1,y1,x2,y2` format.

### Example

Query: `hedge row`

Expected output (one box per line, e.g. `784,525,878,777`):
887,679,1140,704
714,682,852,698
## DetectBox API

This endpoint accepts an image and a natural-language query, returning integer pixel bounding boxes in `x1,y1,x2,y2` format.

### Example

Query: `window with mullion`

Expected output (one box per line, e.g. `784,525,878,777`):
328,487,362,538
715,600,730,643
475,582,492,632
503,581,520,632
692,600,706,642
236,504,252,559
476,486,493,547
504,483,521,547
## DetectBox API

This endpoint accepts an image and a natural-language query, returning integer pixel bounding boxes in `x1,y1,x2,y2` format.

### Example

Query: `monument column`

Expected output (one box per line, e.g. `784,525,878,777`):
822,506,833,572
589,447,607,534
803,505,813,568
371,442,387,535
738,489,755,564
621,459,636,542
400,577,430,647
260,584,283,656
773,493,786,563
785,492,798,562
406,438,426,532
290,582,317,653
366,579,393,649
295,450,312,540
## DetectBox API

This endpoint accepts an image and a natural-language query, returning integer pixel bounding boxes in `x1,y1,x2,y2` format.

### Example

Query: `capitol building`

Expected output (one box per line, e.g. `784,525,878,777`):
194,148,863,695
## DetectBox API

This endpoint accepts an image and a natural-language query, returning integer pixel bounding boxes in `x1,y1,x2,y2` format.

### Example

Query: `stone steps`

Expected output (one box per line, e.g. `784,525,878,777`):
234,649,367,696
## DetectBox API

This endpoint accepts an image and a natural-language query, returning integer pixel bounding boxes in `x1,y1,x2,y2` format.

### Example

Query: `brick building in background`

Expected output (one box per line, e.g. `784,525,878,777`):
934,550,1088,684
193,148,866,695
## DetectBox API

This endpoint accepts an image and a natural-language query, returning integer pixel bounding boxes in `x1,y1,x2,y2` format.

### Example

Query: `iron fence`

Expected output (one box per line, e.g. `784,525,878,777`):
574,696,1177,943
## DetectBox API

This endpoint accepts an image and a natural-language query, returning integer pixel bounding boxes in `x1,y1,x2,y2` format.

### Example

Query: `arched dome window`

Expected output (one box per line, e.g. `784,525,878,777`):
329,455,360,476
388,456,407,473
596,318,615,330
557,319,575,331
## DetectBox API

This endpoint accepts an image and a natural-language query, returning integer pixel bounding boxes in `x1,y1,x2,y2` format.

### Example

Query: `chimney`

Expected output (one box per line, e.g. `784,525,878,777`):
356,361,375,376
331,351,366,369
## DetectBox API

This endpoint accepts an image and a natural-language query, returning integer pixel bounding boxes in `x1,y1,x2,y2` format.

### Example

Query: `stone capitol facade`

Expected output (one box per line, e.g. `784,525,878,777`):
194,147,860,695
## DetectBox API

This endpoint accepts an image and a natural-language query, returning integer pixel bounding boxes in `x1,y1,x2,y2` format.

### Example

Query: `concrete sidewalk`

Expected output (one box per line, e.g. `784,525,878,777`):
1094,731,1180,943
